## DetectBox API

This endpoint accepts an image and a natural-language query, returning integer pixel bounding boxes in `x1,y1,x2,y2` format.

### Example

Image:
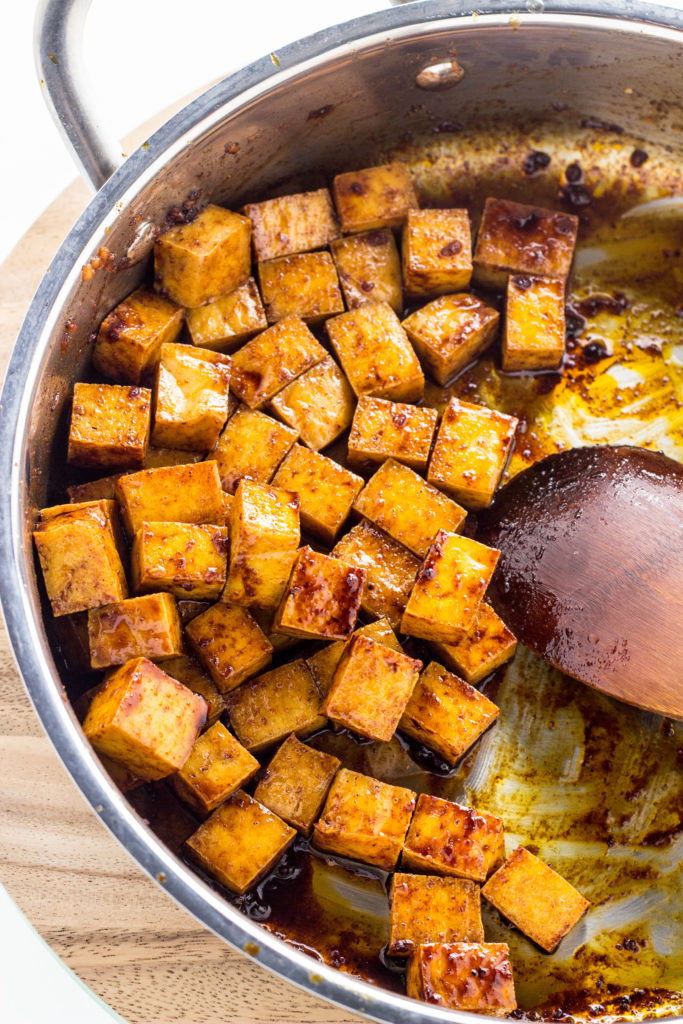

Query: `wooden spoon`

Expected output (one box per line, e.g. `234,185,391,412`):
477,445,683,720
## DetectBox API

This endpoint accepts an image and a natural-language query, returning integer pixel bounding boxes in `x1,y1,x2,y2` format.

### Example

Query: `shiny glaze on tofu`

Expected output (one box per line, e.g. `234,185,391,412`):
503,273,567,371
151,342,231,451
244,187,339,262
306,618,402,698
258,252,344,325
226,659,325,752
185,277,267,351
68,382,151,470
402,208,473,298
269,355,355,452
185,602,273,693
172,721,259,815
116,461,225,536
213,405,298,494
403,793,505,882
271,444,363,544
161,655,225,726
230,315,327,409
402,293,499,386
332,520,420,629
131,522,229,600
388,874,485,956
406,942,517,1015
432,603,517,685
273,546,365,640
254,734,341,834
347,396,437,473
87,592,183,669
93,286,183,384
331,229,403,313
332,163,418,233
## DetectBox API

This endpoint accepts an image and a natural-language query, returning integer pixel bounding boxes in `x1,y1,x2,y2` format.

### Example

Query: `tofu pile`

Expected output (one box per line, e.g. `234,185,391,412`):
33,163,587,1015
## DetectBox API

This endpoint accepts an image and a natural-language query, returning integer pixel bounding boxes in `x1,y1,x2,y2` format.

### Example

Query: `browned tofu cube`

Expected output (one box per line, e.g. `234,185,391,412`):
473,197,578,290
347,396,437,473
87,593,183,669
432,603,517,685
155,204,251,307
388,874,484,956
402,209,472,299
402,293,500,386
185,602,273,693
313,768,415,870
250,607,299,656
172,721,259,814
224,479,300,609
401,531,500,644
230,315,327,409
325,303,424,403
403,793,505,882
271,444,363,544
82,656,206,780
428,398,518,509
322,634,421,742
67,474,121,503
503,274,566,371
151,342,231,451
407,942,517,1015
226,659,324,752
258,252,344,325
333,163,418,233
116,461,225,536
131,522,228,600
68,382,151,470
244,188,339,262
482,846,590,952
186,790,295,894
331,229,403,313
306,618,402,697
143,446,206,469
161,654,224,725
269,355,355,451
93,287,184,384
213,404,298,493
332,520,420,629
400,661,499,765
254,734,341,834
273,547,365,640
185,278,267,352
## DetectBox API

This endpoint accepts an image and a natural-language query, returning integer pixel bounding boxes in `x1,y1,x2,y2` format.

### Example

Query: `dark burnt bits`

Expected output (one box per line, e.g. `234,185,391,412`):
522,150,551,176
439,239,463,258
559,163,592,209
581,116,624,135
307,104,334,121
630,148,649,168
162,189,203,229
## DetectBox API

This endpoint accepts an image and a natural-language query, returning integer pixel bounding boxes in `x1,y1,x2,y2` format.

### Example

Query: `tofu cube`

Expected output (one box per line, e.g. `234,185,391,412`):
331,229,403,313
185,278,267,352
402,293,500,386
388,874,485,956
473,197,578,290
185,602,273,693
87,592,183,669
254,734,341,835
186,790,295,894
154,204,251,307
269,355,355,451
244,187,339,262
223,479,300,609
131,522,228,600
271,444,363,544
325,302,424,403
67,474,121,503
162,654,225,725
306,618,402,697
333,163,418,233
68,382,151,470
258,252,344,324
143,446,206,468
230,315,327,409
428,398,518,509
93,286,184,384
313,768,416,870
482,846,590,952
151,342,231,451
116,461,225,536
273,546,365,640
176,600,211,623
172,721,259,815
347,396,437,473
401,530,500,644
402,209,473,298
82,656,207,780
406,942,517,1015
213,404,298,493
226,659,324,752
432,602,517,685
403,793,505,882
400,661,499,766
503,274,566,371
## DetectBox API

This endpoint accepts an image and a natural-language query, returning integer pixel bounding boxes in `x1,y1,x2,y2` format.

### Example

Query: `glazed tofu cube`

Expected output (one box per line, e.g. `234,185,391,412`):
407,942,517,1015
226,659,324,752
331,520,420,629
244,187,339,262
347,396,437,473
402,209,473,298
354,459,466,559
388,874,485,956
271,444,363,544
186,790,295,894
403,793,505,882
325,303,424,403
258,252,344,324
331,229,403,313
185,278,267,352
306,618,402,697
172,721,259,815
322,634,422,742
143,446,206,468
151,342,231,451
503,274,566,371
432,603,517,685
428,398,518,509
250,607,299,656
185,602,273,693
162,654,225,725
482,846,590,952
116,461,225,536
87,593,183,669
131,522,228,600
254,734,341,834
68,382,151,470
269,355,355,451
67,474,121,503
154,204,251,307
93,287,184,384
401,531,500,644
402,294,500,386
313,768,416,870
400,661,499,766
473,197,578,290
333,163,418,233
223,479,300,609
230,315,327,409
273,547,365,640
82,656,207,780
213,405,298,494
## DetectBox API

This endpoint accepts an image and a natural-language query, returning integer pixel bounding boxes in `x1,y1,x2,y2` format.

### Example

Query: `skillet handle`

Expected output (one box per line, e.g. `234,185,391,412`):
34,0,123,192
